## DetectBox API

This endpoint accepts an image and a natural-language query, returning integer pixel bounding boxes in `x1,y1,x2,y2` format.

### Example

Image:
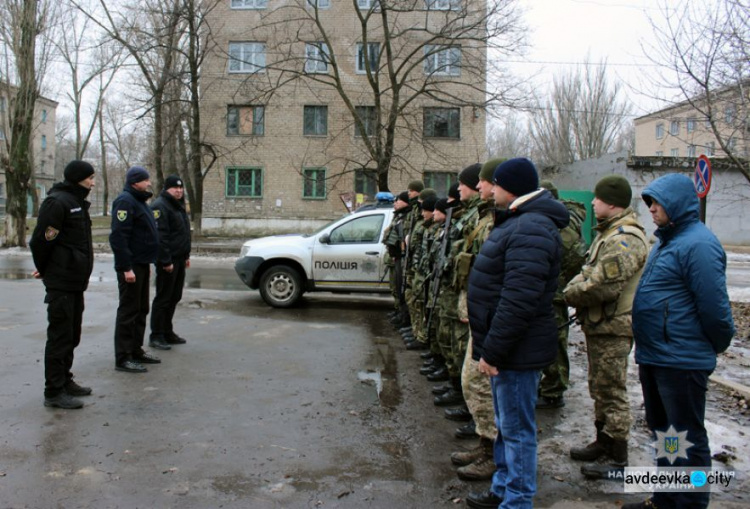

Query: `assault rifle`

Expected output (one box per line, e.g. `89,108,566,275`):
424,206,453,333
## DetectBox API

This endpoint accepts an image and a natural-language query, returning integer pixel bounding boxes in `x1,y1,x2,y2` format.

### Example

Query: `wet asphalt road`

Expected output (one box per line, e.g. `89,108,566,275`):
0,253,748,508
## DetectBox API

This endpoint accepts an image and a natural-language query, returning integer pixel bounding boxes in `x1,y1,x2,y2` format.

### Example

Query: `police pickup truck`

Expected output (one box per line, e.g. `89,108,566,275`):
235,208,395,307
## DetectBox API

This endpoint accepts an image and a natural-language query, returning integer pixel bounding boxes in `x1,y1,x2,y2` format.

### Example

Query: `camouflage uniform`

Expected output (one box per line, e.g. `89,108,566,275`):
414,219,440,343
424,219,447,355
563,208,648,442
457,199,497,440
383,207,410,311
406,217,430,343
538,200,587,400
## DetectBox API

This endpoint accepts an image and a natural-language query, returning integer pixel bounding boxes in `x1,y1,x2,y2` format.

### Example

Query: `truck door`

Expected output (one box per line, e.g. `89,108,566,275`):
311,213,386,291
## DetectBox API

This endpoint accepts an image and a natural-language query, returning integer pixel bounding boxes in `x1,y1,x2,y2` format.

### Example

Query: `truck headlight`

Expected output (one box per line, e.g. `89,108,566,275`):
240,245,251,258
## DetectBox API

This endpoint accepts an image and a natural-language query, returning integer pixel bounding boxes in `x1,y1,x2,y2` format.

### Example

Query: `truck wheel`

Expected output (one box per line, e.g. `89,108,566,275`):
259,265,303,308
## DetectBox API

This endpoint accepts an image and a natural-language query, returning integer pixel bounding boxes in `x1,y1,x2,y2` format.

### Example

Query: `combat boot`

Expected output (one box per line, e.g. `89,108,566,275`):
581,439,628,480
451,436,492,466
570,421,609,461
457,454,496,481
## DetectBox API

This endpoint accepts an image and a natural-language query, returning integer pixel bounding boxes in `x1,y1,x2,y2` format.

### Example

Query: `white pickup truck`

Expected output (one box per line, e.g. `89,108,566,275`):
235,207,395,307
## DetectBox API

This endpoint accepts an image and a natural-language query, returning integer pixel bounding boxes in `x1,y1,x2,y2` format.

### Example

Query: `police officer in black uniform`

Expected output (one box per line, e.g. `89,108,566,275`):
30,160,96,409
149,174,191,349
110,166,160,373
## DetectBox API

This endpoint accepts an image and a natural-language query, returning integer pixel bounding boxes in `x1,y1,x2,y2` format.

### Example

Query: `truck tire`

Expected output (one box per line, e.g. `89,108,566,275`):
259,265,303,308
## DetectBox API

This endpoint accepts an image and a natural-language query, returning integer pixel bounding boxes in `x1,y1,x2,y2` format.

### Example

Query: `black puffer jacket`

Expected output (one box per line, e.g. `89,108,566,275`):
151,190,191,265
109,186,159,272
468,189,569,369
30,182,94,292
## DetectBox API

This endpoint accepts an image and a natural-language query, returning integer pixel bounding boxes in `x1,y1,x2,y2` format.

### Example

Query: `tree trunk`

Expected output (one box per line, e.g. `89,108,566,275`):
99,106,109,216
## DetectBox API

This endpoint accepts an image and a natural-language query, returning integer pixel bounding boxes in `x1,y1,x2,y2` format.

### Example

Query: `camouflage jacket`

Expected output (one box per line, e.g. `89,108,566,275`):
457,199,494,320
563,207,648,337
383,207,410,263
407,218,430,282
554,200,587,305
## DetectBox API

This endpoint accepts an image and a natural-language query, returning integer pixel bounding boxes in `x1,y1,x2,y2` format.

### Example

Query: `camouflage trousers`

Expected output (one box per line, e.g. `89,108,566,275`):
387,263,399,311
437,316,470,378
406,283,427,343
462,335,498,441
586,334,633,441
538,302,570,398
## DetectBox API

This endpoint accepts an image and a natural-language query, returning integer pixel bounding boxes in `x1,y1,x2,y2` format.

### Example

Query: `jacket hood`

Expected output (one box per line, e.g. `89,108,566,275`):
504,189,570,230
642,174,699,228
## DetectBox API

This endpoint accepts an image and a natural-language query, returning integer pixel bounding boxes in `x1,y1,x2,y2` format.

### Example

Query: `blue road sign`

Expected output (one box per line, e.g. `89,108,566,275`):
694,155,711,198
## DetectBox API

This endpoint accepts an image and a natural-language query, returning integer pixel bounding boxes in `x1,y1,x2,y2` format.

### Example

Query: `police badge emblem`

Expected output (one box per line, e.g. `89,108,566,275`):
117,210,128,222
153,210,161,220
44,226,59,241
653,425,693,465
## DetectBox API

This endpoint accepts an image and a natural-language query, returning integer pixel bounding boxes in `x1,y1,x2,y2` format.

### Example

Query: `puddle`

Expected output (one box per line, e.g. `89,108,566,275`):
358,370,383,396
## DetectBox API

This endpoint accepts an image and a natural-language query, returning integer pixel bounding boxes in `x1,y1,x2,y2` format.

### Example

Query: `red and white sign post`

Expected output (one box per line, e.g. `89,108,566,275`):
694,155,712,223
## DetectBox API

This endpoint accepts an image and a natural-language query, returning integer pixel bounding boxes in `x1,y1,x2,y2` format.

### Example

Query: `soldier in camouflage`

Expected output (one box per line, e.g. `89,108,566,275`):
421,199,449,366
563,175,648,480
383,192,411,323
405,192,437,349
537,181,588,410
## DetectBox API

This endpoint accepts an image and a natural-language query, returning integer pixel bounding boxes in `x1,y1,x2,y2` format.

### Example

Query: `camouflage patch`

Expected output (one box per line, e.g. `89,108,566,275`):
153,210,161,220
44,226,59,241
116,210,128,222
603,258,621,280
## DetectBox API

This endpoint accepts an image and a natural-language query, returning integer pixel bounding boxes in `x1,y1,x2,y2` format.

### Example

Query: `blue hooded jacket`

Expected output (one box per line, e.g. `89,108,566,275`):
632,174,735,370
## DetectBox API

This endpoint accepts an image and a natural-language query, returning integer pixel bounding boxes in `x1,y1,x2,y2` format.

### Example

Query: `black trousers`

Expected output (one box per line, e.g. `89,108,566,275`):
114,264,150,364
44,290,84,397
150,259,186,339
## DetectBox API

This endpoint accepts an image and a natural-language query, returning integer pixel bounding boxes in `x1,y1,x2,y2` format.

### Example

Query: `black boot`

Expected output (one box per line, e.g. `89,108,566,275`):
581,439,628,480
570,421,609,461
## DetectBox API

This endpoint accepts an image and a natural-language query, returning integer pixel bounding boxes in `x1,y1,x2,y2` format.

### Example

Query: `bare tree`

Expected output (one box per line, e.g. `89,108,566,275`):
223,0,527,192
646,0,750,181
529,59,631,167
486,112,532,159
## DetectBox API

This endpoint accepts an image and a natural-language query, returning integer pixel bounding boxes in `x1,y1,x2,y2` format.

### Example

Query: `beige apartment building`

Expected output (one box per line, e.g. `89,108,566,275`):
634,89,748,159
0,88,58,213
200,0,487,235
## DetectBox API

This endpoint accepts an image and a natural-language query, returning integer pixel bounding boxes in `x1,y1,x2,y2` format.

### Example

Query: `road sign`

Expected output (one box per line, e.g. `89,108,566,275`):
694,155,712,198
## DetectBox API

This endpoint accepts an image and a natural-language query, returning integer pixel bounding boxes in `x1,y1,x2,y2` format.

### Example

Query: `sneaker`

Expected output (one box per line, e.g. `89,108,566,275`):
64,379,92,397
44,393,84,409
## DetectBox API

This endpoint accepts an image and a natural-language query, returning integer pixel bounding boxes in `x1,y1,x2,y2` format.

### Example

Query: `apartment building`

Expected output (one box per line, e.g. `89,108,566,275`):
0,88,58,212
200,0,487,235
634,88,748,159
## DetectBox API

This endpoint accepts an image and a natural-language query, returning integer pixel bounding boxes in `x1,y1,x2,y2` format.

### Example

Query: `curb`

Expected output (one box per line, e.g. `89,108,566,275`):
710,375,750,400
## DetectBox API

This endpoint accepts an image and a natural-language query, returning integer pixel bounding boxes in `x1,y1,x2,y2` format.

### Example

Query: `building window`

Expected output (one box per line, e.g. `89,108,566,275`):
228,42,266,73
655,123,664,139
42,109,48,123
357,0,379,9
227,105,265,136
355,169,378,196
425,0,460,10
231,0,267,8
305,43,330,74
307,0,330,8
705,142,715,156
41,135,47,151
424,107,460,139
424,45,461,76
725,106,735,124
303,105,328,136
687,145,696,158
670,148,679,157
655,151,663,156
226,167,263,197
303,168,326,199
686,117,696,133
355,106,377,137
669,120,679,136
356,43,380,74
424,171,457,196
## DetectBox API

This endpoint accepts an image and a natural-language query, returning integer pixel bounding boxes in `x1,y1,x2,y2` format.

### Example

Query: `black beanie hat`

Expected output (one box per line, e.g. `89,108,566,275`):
595,175,632,208
435,198,450,214
408,180,425,192
448,182,460,201
458,163,482,190
396,191,410,204
421,195,437,212
164,175,184,189
492,158,539,197
126,166,150,186
64,160,95,183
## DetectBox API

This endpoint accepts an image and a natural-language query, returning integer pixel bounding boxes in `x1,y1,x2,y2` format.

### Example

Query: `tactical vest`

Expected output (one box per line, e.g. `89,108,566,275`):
583,224,648,324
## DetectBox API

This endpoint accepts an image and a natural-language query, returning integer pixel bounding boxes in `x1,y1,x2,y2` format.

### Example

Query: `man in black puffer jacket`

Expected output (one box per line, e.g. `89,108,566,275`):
110,166,160,373
30,160,96,410
149,174,191,350
465,158,569,509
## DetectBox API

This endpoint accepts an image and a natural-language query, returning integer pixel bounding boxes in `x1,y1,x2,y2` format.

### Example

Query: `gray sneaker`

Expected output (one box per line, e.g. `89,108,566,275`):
44,393,84,409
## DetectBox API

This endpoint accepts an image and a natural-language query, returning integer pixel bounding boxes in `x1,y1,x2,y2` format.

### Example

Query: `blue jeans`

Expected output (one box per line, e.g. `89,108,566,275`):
489,369,541,509
639,365,711,509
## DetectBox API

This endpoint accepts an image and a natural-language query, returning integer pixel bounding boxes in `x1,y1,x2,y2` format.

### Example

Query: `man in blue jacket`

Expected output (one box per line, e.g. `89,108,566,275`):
110,166,161,373
625,173,735,509
465,158,569,509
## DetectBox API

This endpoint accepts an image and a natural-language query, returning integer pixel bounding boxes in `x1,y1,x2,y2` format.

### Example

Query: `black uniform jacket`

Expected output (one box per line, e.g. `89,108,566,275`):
151,190,191,266
30,181,94,292
109,186,159,272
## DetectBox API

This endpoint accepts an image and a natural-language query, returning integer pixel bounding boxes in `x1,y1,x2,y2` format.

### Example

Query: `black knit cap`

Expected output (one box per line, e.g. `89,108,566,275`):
126,166,150,186
164,175,184,189
492,158,539,197
458,163,482,190
448,182,460,201
595,175,632,208
434,198,450,214
396,191,410,204
421,195,438,212
63,160,95,183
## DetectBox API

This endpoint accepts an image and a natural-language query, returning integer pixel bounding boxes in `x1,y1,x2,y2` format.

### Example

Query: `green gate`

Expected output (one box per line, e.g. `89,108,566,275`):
559,190,595,245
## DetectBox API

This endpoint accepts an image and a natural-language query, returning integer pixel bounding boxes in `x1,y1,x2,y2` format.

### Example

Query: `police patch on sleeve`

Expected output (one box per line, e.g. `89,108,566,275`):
44,226,59,241
117,210,128,222
153,210,161,220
